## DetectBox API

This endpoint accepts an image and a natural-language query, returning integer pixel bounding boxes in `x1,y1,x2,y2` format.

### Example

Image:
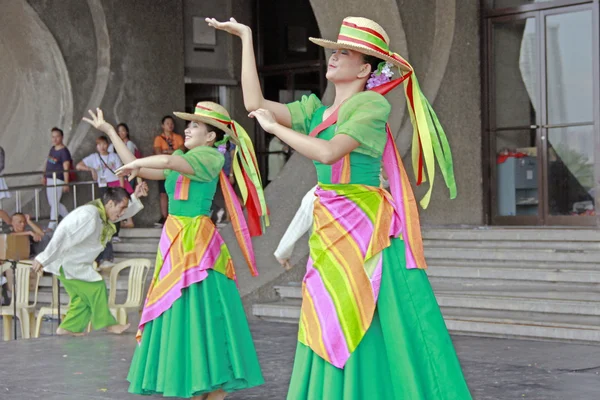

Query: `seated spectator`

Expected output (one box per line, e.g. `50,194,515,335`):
1,212,49,304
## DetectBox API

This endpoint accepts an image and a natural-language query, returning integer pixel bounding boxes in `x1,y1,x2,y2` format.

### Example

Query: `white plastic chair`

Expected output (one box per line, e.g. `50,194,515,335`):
1,262,40,340
108,259,151,325
33,274,68,338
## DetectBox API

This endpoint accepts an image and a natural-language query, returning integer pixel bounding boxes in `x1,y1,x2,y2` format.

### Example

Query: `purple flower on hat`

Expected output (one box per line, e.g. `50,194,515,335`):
217,144,227,154
366,61,394,90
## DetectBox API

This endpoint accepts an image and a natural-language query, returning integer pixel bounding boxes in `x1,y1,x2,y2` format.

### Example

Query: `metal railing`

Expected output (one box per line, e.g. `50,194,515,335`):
0,169,98,224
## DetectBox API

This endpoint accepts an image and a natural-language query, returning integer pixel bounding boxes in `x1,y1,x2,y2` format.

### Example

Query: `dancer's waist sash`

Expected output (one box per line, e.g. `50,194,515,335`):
136,215,235,341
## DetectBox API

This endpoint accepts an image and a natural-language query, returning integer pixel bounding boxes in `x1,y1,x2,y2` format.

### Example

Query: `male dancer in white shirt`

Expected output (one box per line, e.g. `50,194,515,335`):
33,183,148,336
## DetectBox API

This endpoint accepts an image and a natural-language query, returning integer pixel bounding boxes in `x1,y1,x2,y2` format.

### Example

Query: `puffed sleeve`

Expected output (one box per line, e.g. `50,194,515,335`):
335,91,391,158
286,94,324,135
163,147,225,182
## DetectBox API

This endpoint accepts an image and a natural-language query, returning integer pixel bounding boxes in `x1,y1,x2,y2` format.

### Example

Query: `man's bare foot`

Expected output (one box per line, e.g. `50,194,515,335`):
56,327,86,337
207,389,227,400
107,323,130,334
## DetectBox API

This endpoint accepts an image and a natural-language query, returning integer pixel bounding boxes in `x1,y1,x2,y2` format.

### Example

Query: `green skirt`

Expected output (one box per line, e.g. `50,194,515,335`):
127,270,264,398
287,238,472,399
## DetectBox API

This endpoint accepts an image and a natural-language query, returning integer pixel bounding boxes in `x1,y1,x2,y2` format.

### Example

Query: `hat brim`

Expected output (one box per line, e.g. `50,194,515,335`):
173,112,239,145
309,37,411,74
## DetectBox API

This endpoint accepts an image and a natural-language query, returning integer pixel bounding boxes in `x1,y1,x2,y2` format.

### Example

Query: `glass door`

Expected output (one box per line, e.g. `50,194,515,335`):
486,2,598,225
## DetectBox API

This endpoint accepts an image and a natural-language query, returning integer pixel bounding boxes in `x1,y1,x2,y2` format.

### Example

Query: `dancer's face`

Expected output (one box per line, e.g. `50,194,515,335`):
117,125,128,140
105,198,129,222
51,130,63,146
184,121,215,149
326,49,371,83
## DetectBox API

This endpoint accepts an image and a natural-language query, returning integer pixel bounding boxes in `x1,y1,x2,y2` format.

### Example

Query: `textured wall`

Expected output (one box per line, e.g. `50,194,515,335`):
1,0,185,223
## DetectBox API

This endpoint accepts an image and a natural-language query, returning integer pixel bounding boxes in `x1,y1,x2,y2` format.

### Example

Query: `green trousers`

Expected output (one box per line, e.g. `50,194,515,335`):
58,269,117,333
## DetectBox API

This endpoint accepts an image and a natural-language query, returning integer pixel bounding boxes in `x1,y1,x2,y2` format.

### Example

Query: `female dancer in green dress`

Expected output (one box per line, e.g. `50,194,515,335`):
209,16,471,399
84,103,266,400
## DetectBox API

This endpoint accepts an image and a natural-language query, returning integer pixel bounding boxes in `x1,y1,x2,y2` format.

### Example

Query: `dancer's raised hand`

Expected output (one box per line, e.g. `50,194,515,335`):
205,17,251,38
83,108,114,134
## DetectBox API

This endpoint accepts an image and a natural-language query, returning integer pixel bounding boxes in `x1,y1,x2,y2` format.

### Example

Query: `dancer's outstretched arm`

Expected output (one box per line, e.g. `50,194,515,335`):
83,109,164,180
206,17,292,128
114,154,195,182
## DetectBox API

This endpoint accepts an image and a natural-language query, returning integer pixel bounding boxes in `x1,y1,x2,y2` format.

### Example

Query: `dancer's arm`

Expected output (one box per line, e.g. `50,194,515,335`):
83,109,164,180
250,109,360,165
114,154,194,181
83,109,136,164
206,18,292,128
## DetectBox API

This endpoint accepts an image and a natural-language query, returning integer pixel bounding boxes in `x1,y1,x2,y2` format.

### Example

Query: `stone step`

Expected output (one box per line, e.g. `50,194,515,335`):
276,283,600,302
251,297,600,342
421,228,600,242
37,289,69,306
424,247,600,264
118,228,162,238
252,299,301,324
274,285,302,300
444,316,600,343
113,241,158,254
114,254,157,262
437,293,600,316
428,258,598,270
438,290,600,302
429,276,600,292
427,265,600,283
423,239,600,251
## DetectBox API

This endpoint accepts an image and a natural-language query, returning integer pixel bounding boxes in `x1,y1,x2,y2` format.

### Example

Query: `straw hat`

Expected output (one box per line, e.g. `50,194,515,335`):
173,101,240,145
309,17,412,74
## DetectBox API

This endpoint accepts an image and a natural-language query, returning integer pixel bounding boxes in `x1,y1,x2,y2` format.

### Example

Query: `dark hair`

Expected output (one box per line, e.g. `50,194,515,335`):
161,115,175,125
51,127,64,137
102,187,130,206
205,123,226,145
96,135,109,144
116,123,130,139
11,212,25,219
362,54,382,76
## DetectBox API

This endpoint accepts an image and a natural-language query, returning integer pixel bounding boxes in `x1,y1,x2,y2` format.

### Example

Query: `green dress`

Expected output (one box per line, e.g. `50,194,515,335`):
285,92,472,399
127,146,264,398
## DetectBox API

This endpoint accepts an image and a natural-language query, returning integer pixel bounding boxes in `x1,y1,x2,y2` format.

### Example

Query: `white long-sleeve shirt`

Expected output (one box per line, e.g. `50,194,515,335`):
35,196,143,282
274,186,317,260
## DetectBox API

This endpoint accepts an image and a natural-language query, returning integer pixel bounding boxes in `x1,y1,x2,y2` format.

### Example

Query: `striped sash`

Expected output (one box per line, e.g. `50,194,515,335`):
298,183,402,368
136,215,235,341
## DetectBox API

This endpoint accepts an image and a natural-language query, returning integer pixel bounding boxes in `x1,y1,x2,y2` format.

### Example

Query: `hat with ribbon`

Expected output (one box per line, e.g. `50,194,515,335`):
310,16,457,209
173,102,270,275
309,17,413,74
174,101,240,145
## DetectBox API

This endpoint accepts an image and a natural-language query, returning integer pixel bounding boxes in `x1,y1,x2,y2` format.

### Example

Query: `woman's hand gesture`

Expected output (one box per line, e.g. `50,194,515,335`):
205,17,251,38
249,109,279,134
82,108,114,135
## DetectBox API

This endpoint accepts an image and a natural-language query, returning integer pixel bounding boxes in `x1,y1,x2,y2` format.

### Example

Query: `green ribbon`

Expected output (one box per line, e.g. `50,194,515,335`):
88,199,117,246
